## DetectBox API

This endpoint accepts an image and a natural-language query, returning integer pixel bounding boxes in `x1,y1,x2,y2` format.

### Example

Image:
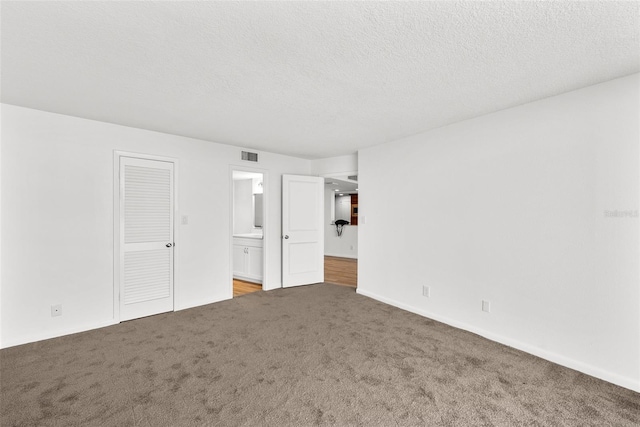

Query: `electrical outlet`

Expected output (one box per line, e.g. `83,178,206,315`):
422,286,430,298
51,304,62,317
181,215,189,225
482,300,491,313
350,245,354,250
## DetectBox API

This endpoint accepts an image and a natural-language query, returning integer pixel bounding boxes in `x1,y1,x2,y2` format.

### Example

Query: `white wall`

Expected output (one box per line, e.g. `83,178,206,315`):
358,74,640,392
335,195,352,222
310,153,357,176
1,104,310,348
233,179,253,234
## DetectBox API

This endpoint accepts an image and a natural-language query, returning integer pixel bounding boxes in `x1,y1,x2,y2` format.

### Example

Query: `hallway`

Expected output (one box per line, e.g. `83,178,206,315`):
324,256,357,288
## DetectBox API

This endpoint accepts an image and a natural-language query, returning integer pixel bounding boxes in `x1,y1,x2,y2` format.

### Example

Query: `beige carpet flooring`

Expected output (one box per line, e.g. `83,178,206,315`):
1,284,638,426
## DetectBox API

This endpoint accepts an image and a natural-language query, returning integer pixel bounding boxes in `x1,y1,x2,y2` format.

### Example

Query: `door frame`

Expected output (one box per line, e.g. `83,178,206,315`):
321,170,359,285
113,151,180,322
229,165,270,295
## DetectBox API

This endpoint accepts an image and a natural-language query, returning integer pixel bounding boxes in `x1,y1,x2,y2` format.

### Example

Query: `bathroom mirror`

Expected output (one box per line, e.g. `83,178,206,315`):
232,170,264,236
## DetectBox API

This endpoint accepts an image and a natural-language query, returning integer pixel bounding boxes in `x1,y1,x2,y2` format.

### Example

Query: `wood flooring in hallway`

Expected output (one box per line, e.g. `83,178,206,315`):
233,280,261,297
233,256,357,297
324,256,357,288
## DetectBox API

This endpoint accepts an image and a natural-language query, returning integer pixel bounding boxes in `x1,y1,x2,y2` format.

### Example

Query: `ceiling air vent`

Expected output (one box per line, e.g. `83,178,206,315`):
241,151,258,162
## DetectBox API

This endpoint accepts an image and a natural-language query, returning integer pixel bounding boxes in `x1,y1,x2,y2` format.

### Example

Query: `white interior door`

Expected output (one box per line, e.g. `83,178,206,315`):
282,174,324,287
119,156,174,321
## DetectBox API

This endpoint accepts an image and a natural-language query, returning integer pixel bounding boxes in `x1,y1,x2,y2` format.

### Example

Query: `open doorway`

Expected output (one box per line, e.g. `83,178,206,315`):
322,173,358,288
231,169,265,297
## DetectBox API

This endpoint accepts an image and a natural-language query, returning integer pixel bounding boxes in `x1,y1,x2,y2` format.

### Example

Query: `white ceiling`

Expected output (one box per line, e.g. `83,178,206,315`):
325,177,358,195
2,1,638,159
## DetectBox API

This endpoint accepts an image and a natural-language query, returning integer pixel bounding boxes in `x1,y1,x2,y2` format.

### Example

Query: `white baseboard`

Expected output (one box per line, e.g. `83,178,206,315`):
325,252,358,259
233,274,263,284
356,287,640,393
0,320,118,349
262,282,280,291
2,297,235,349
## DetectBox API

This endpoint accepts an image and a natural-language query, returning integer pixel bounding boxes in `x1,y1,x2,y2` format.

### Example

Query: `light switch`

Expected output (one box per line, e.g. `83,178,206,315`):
181,215,189,225
482,300,491,313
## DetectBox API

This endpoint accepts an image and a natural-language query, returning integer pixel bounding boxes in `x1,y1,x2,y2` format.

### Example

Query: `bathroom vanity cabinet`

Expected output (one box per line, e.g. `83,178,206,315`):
232,236,263,283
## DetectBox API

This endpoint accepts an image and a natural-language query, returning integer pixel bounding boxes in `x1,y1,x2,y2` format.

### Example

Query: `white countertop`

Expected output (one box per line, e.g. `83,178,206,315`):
233,233,263,239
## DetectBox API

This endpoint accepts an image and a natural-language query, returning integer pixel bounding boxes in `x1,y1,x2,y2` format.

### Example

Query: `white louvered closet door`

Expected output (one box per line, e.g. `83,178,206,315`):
120,157,174,321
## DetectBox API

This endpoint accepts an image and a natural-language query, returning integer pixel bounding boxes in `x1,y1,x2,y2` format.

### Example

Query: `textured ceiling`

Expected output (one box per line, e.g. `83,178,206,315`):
2,1,639,159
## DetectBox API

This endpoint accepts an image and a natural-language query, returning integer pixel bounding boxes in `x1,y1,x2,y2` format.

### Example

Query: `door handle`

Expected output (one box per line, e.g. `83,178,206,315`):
166,243,173,248
283,235,289,239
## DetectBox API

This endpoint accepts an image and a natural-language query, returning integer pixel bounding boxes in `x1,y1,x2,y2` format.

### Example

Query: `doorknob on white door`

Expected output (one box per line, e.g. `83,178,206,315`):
166,243,173,247
283,235,289,239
